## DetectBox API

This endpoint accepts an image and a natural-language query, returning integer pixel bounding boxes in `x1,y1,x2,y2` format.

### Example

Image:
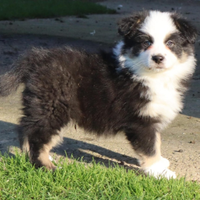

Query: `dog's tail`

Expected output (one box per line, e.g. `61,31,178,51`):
0,58,28,96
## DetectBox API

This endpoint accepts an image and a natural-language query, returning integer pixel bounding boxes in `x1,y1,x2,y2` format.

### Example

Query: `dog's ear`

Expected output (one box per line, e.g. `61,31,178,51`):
171,14,197,44
118,12,148,39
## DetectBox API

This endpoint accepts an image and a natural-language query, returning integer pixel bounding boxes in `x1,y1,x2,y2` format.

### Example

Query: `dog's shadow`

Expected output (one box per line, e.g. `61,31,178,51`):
0,120,140,171
0,121,19,155
52,137,140,170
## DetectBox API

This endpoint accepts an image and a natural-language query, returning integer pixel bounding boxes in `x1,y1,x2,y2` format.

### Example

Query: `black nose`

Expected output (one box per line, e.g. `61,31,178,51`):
152,55,164,64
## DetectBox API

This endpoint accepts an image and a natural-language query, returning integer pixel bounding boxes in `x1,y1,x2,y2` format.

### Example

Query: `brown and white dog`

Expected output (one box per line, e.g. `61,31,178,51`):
0,11,197,179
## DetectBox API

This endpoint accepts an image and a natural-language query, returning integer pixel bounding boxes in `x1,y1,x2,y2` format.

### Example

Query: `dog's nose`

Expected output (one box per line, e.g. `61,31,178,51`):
152,55,164,64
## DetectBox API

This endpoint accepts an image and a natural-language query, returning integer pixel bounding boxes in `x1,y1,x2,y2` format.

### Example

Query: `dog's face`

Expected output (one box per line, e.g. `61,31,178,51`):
116,11,197,74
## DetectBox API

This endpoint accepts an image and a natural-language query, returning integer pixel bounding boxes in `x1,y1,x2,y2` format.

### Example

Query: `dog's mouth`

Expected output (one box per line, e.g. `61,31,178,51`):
148,63,166,71
155,65,165,69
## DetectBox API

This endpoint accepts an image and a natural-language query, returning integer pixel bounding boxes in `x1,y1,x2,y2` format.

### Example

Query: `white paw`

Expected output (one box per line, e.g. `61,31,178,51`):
49,155,54,161
144,157,176,179
160,156,170,168
161,169,176,179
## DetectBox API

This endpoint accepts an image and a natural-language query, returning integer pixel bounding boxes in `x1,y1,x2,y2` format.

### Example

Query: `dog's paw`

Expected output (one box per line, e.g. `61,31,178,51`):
161,168,176,179
160,156,170,168
49,155,54,161
144,157,176,179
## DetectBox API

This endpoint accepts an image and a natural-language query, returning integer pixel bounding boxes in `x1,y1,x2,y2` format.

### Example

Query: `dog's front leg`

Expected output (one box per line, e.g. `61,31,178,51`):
126,131,176,179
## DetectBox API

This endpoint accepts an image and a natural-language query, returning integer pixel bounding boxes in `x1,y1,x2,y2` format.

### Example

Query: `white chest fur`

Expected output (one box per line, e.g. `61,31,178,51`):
138,73,183,130
137,54,195,131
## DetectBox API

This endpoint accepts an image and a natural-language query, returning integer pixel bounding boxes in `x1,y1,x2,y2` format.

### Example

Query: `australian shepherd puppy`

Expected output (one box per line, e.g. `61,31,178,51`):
0,11,197,179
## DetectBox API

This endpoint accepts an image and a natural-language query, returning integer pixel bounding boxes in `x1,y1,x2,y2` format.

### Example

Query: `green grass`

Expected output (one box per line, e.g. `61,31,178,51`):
0,153,200,199
0,0,116,20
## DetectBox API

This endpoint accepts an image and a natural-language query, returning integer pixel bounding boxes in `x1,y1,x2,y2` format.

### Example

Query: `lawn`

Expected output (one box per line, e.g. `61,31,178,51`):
0,0,116,20
0,152,199,199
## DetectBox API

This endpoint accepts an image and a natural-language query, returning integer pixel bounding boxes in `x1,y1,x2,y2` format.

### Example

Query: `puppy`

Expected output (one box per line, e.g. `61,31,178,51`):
0,11,197,179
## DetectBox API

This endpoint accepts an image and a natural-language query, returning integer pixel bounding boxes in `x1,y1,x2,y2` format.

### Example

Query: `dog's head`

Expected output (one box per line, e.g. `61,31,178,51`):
116,11,197,74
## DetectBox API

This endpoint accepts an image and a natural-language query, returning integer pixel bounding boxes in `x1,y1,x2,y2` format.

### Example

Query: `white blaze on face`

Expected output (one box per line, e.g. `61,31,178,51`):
138,11,179,71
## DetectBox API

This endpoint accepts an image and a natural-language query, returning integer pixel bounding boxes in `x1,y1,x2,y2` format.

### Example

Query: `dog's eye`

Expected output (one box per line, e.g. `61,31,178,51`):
166,40,175,48
143,40,152,48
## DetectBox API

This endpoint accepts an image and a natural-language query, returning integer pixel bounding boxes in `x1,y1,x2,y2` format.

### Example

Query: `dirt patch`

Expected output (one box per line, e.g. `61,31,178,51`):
0,0,200,181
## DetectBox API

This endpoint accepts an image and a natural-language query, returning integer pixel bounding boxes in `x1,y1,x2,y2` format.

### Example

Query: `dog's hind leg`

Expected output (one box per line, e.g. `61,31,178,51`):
126,131,176,179
19,116,65,170
18,86,70,170
32,133,63,170
18,125,30,154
